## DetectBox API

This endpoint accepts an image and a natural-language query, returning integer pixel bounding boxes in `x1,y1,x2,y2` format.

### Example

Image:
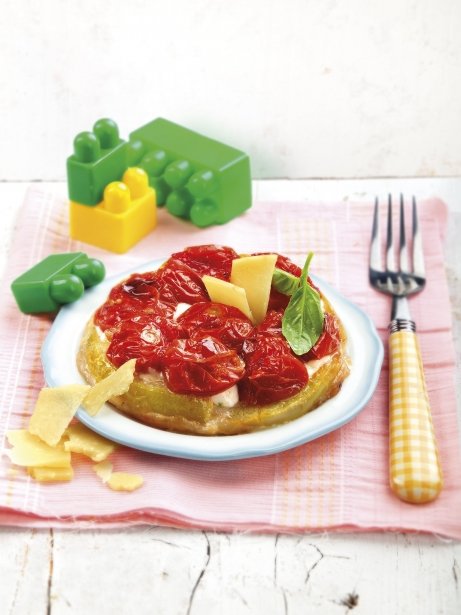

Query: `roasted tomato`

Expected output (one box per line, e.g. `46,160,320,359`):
303,313,341,360
163,337,245,396
178,302,254,352
257,310,283,336
108,272,160,303
267,288,290,312
106,315,185,372
94,296,174,333
239,335,308,405
171,245,239,280
151,260,209,305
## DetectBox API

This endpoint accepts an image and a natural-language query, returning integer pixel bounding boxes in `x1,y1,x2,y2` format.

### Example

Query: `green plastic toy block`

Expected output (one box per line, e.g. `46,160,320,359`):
67,119,127,206
11,253,105,314
128,118,252,227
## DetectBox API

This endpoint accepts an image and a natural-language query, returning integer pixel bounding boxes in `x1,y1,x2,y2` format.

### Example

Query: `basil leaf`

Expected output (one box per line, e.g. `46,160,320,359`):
281,253,324,356
272,268,299,296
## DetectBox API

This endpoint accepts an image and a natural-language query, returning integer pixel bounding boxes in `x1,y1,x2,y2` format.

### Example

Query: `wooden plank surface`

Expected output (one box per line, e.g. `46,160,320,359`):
1,179,460,615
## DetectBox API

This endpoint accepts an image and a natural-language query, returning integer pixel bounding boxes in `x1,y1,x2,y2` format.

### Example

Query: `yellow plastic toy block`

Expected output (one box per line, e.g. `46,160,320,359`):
70,167,157,254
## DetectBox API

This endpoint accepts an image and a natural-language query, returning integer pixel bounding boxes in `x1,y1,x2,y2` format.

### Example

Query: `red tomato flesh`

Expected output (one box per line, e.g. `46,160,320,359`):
163,337,245,395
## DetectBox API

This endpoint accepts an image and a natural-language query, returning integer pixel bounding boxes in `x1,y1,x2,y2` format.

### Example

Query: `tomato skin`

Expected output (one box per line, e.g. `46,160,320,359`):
95,301,144,332
178,302,254,352
94,297,173,332
257,310,283,336
171,245,239,280
163,337,245,395
106,315,186,372
151,260,209,305
302,313,341,360
239,335,308,405
108,272,160,303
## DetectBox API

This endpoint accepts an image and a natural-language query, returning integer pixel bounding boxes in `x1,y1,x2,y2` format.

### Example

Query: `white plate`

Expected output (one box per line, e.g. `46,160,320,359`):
42,259,384,461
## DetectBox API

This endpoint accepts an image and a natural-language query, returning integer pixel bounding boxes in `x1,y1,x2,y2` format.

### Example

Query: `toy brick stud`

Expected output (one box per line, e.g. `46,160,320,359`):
104,182,131,214
74,132,101,163
166,189,193,218
187,170,217,198
72,258,106,287
140,150,169,177
11,253,106,314
49,275,84,304
190,199,219,227
93,118,119,149
164,160,194,189
149,177,170,206
123,167,149,199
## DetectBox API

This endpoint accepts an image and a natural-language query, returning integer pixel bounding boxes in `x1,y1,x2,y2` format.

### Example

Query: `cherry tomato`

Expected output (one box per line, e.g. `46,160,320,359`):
108,272,160,303
257,310,283,336
106,315,185,372
171,245,239,280
163,337,245,395
151,260,209,305
94,301,150,332
178,302,254,352
267,288,290,312
303,313,341,360
239,336,308,404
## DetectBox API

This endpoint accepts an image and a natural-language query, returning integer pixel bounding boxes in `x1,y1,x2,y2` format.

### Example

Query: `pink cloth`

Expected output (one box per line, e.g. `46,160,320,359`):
1,188,460,537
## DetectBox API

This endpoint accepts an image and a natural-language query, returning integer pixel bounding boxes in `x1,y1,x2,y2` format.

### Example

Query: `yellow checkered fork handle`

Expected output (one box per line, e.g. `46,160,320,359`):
389,329,443,504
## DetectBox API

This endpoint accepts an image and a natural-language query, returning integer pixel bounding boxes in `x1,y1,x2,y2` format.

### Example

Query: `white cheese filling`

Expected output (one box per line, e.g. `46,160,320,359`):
95,325,108,342
211,385,239,408
304,354,332,378
138,368,164,384
173,302,192,321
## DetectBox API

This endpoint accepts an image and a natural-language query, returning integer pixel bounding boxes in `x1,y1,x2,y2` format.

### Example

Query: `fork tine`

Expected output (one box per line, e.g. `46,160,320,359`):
370,197,381,271
399,194,409,272
412,196,425,278
386,194,397,272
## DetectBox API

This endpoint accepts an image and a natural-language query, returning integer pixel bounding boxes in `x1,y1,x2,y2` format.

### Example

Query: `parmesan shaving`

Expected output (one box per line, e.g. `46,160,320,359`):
93,460,113,483
28,384,90,446
82,358,136,416
107,472,144,492
64,423,116,461
6,430,71,468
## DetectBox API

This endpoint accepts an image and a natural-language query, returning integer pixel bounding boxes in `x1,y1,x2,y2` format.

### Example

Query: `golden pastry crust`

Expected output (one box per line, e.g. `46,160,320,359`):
77,296,350,436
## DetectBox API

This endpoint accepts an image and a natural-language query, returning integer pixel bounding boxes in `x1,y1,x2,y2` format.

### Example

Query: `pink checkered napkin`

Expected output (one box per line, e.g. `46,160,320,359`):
1,188,460,538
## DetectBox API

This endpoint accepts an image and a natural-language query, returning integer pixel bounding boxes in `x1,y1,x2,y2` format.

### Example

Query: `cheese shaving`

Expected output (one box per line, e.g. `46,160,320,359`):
93,460,113,483
107,472,144,492
82,359,136,416
27,466,74,482
64,423,116,461
28,384,90,446
6,430,71,468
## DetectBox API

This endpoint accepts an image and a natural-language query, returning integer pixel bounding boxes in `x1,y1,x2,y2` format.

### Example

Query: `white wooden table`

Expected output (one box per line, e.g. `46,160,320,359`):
1,179,460,615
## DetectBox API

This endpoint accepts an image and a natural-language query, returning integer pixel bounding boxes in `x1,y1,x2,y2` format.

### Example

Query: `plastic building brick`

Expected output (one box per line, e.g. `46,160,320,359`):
69,167,157,254
11,253,105,314
127,118,252,227
67,119,128,206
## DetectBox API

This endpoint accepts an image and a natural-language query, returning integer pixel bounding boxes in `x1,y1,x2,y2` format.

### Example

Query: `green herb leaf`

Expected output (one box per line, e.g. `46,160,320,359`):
272,268,300,296
281,253,324,356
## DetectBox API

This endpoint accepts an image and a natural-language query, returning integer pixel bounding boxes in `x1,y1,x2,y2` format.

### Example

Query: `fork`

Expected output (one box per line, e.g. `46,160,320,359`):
369,195,443,504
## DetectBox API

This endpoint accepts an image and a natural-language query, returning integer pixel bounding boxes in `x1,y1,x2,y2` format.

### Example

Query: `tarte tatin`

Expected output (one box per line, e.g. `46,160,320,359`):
77,245,350,435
